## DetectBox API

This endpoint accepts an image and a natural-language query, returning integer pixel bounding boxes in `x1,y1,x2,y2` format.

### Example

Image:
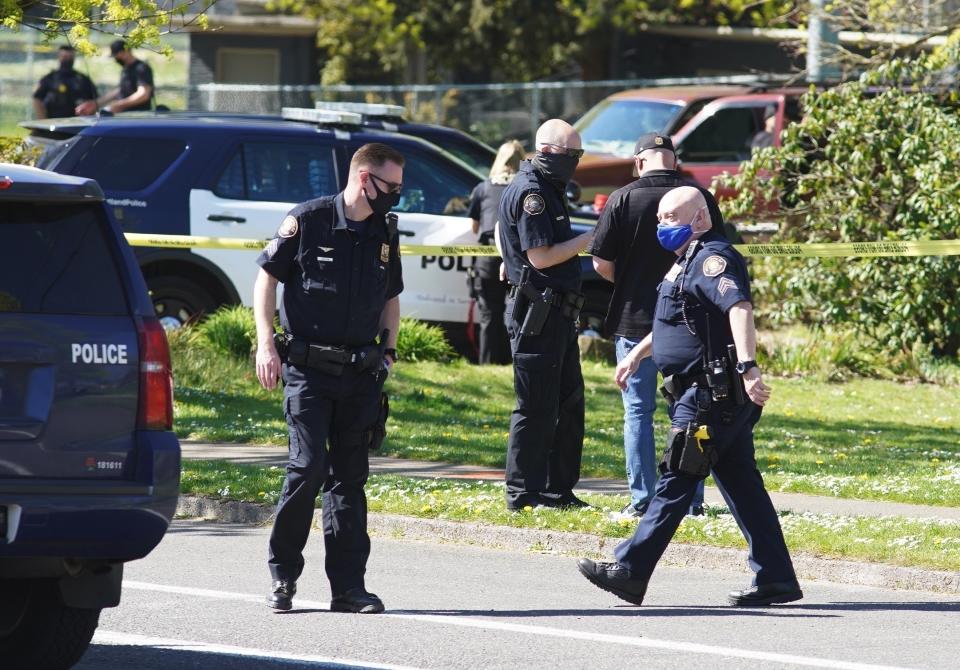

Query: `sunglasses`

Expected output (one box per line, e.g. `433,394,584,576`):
540,143,585,159
367,172,403,194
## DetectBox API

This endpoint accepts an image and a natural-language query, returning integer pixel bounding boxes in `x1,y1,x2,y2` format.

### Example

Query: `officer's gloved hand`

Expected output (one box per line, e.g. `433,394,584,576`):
742,367,771,406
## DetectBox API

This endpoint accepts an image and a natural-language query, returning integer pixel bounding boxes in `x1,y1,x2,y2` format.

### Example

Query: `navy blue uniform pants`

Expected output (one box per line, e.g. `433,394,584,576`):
268,363,385,594
476,276,510,365
614,386,796,586
504,299,585,507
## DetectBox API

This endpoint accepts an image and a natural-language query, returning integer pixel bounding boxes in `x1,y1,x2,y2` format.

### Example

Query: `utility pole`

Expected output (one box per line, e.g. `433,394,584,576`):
808,0,841,83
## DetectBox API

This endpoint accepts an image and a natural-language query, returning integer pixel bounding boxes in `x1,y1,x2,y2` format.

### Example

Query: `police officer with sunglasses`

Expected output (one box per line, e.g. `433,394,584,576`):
495,119,594,511
254,143,404,614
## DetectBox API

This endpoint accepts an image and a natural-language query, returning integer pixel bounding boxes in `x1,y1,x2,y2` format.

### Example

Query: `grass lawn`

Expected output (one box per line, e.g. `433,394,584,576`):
172,346,960,508
180,461,960,572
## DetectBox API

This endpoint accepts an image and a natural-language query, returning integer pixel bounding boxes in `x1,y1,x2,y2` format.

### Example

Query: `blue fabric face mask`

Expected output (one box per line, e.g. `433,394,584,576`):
656,222,694,251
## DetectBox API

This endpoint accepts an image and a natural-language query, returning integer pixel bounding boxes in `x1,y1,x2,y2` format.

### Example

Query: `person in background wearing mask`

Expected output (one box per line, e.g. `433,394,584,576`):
32,45,97,119
496,119,593,511
467,140,525,364
75,40,154,115
253,143,404,614
577,186,802,608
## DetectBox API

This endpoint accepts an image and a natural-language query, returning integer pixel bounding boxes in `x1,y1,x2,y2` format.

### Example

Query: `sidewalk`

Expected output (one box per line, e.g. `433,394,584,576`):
182,441,960,522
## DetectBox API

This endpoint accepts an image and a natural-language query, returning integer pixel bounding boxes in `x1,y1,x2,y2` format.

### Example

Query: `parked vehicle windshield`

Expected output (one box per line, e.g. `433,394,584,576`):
576,99,681,158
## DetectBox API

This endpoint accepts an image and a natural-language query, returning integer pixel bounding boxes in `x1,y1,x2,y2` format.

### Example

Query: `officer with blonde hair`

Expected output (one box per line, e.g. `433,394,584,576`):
467,140,525,363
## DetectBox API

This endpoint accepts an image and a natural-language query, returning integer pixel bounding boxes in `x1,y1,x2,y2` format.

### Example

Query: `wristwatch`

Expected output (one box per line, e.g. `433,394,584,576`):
384,348,398,362
735,359,758,375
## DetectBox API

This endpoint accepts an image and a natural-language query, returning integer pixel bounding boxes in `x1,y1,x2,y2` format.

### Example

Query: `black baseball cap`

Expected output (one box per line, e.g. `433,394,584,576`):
109,39,127,55
634,132,675,155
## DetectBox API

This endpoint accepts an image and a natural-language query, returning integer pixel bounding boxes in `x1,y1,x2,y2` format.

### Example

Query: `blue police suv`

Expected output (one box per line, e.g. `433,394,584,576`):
24,109,609,345
0,164,180,669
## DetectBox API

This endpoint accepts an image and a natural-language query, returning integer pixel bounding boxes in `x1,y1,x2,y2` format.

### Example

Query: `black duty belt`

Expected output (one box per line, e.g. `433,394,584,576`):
659,371,709,405
276,333,383,377
507,284,580,308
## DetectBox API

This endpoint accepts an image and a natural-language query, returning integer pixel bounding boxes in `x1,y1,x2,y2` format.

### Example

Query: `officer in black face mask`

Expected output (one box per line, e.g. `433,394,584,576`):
495,119,594,511
254,143,404,614
32,45,98,119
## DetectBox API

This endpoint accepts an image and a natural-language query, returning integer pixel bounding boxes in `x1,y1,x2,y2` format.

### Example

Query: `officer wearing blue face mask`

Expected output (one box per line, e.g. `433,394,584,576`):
496,119,594,511
577,185,802,608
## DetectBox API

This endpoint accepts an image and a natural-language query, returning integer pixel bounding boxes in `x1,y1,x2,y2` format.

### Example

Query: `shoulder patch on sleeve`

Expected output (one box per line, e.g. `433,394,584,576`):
702,255,727,277
523,193,545,216
278,215,299,238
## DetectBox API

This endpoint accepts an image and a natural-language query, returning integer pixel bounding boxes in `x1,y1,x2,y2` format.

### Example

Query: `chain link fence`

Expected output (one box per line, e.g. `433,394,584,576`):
2,74,780,145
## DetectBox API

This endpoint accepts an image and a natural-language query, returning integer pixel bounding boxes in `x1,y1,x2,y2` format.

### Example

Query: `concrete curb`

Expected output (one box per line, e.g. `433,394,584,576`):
175,495,960,595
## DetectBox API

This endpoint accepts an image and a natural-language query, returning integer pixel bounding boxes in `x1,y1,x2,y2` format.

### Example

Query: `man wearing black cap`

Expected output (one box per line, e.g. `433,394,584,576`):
589,132,725,522
32,45,98,119
76,40,154,115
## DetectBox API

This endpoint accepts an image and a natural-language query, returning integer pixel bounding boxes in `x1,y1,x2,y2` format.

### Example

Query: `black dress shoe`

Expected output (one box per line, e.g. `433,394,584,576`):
330,588,385,614
542,493,591,509
267,580,296,611
576,558,647,605
728,580,803,606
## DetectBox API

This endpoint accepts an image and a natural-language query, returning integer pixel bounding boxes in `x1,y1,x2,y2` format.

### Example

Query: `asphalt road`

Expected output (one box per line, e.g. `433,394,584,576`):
76,520,960,670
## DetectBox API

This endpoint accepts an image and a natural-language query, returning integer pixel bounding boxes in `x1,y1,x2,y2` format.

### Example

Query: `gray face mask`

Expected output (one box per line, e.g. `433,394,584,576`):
532,151,579,185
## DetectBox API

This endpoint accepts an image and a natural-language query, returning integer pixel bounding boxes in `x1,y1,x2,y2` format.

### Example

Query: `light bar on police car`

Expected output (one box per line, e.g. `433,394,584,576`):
313,101,408,120
281,107,363,125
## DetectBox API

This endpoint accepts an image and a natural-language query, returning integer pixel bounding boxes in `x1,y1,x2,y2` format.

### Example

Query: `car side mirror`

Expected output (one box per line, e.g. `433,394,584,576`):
566,180,582,205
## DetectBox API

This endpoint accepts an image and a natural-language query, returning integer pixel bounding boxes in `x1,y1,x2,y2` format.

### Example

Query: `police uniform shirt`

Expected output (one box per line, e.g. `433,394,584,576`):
467,179,507,243
589,169,727,340
497,160,580,293
33,69,98,118
652,231,752,377
118,59,154,111
256,193,403,346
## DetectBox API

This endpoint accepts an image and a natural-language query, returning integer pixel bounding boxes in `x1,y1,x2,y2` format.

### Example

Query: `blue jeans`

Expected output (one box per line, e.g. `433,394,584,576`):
616,336,704,513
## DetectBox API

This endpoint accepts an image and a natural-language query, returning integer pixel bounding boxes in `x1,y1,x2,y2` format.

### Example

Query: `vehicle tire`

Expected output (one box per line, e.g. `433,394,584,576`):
0,579,101,670
148,275,219,329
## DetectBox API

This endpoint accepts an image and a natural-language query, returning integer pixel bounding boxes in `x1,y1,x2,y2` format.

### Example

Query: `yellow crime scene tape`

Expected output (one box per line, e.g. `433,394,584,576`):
124,233,960,258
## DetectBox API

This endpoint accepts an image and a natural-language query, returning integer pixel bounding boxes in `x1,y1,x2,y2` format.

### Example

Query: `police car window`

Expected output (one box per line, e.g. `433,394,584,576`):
241,143,337,203
214,150,245,199
676,106,764,163
68,136,186,191
388,146,474,216
0,203,127,315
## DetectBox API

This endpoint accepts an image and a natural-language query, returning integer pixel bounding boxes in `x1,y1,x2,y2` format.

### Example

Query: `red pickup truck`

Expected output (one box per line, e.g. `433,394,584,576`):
573,86,803,202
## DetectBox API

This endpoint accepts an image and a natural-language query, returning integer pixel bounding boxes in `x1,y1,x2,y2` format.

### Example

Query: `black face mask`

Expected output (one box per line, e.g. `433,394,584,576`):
114,57,124,66
532,151,580,185
365,176,401,217
59,59,74,73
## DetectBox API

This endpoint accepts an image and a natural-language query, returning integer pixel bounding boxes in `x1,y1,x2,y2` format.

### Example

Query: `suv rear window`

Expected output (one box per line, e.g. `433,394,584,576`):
0,203,128,315
67,136,186,191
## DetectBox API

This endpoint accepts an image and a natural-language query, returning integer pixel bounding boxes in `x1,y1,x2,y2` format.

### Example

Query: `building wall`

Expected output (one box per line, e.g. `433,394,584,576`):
188,33,319,109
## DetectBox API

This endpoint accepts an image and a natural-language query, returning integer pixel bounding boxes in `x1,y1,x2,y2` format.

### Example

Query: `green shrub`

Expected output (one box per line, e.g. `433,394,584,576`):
195,306,257,359
721,34,960,358
167,325,258,393
396,317,456,362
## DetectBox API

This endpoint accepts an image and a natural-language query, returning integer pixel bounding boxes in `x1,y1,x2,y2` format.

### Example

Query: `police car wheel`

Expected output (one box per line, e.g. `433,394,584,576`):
149,276,219,330
0,579,101,669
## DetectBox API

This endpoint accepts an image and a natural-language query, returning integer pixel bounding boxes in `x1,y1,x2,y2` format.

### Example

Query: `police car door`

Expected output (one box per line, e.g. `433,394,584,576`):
365,141,481,326
190,140,339,306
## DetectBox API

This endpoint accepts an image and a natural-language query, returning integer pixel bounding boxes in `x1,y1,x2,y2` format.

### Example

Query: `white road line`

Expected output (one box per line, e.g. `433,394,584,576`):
93,630,427,670
122,580,914,670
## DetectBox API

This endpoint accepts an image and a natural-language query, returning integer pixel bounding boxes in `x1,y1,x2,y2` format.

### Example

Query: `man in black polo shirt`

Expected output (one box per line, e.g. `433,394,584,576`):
589,133,724,520
253,143,403,614
76,40,154,115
